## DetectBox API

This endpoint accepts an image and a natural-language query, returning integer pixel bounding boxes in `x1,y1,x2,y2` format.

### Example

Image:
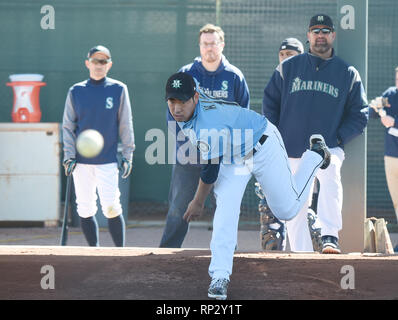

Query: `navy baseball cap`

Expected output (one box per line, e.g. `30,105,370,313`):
87,45,111,59
165,72,196,102
279,38,304,54
309,14,334,31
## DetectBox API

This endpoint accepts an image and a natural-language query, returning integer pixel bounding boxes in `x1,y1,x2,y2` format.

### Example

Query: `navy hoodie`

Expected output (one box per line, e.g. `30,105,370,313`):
263,50,368,158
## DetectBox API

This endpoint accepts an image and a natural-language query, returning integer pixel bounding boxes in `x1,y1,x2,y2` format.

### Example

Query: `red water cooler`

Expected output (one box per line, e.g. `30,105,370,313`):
6,74,46,122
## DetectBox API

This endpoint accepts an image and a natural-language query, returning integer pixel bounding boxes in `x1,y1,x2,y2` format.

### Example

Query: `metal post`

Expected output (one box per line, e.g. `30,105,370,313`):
336,0,368,253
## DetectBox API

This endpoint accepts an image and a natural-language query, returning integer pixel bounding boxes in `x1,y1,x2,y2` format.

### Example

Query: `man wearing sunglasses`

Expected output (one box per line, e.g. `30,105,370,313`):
62,45,135,247
262,14,368,254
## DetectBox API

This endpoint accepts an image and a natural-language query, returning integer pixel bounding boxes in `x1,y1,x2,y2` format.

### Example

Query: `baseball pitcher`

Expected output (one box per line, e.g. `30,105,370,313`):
165,72,331,300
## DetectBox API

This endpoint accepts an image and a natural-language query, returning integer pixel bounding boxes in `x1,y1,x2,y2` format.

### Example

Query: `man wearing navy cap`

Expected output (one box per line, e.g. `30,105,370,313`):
258,36,325,253
263,14,368,254
62,45,135,247
159,24,250,249
165,71,331,299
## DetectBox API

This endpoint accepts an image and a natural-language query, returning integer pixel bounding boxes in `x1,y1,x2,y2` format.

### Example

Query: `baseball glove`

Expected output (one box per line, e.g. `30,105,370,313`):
255,182,286,251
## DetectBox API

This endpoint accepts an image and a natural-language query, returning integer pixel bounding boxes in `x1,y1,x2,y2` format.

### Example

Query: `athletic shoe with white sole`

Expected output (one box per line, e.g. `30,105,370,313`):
310,134,331,169
208,278,229,300
321,235,341,254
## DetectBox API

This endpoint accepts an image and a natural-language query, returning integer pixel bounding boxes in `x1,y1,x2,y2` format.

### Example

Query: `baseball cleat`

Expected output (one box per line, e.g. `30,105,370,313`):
208,278,229,300
310,134,331,169
321,235,341,254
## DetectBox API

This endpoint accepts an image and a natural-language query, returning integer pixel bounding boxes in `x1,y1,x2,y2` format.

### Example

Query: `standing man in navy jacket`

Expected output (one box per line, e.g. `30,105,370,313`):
160,24,250,248
369,66,398,252
62,45,135,247
263,15,368,253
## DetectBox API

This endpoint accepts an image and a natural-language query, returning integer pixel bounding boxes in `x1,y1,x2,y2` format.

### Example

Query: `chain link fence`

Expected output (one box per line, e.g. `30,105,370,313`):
0,0,396,228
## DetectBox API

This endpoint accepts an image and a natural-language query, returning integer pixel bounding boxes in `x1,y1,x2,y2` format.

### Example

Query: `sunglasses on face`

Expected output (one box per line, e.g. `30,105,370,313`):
311,28,332,35
89,58,111,65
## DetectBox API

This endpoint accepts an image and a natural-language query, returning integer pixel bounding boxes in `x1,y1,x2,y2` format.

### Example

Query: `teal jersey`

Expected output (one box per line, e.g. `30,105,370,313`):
177,94,268,163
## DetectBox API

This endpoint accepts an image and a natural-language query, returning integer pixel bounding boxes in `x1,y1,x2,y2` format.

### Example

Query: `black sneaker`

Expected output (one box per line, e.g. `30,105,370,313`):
208,278,229,300
310,134,331,169
321,235,341,254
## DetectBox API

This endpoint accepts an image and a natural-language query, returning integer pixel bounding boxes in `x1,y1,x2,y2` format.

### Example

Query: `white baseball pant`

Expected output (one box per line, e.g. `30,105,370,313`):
208,122,324,280
286,147,345,251
72,162,122,219
384,155,398,220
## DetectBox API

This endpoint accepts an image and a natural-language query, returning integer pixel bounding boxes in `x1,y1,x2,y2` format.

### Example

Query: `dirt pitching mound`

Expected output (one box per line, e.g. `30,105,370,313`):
0,246,397,300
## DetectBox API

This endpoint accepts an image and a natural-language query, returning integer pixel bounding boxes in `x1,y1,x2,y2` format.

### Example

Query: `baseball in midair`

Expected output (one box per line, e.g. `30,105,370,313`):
76,129,104,158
